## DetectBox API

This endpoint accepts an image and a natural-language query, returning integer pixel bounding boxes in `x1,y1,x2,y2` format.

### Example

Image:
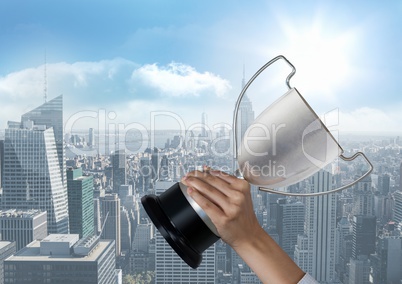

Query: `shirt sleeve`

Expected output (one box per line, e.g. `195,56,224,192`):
297,273,319,284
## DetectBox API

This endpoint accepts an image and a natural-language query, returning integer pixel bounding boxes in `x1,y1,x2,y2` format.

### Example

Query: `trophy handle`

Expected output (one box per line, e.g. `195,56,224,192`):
233,55,296,163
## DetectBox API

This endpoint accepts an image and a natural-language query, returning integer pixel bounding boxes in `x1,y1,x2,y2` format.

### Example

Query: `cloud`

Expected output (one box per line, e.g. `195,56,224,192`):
339,107,402,133
0,58,232,130
130,62,231,98
1,58,400,135
0,58,136,100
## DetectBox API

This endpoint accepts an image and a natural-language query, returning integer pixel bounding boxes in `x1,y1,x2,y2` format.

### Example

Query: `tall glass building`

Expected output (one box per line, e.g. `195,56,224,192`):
67,167,95,238
294,170,337,283
0,140,4,189
21,95,65,185
154,181,216,284
237,70,255,145
112,149,126,192
276,198,305,260
1,96,69,234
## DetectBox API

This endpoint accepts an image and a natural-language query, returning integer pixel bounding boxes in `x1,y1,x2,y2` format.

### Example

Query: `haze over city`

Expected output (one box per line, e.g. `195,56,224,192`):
1,0,402,134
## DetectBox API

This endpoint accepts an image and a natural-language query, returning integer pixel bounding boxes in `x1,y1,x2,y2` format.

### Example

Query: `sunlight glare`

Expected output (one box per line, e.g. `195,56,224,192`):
280,19,359,104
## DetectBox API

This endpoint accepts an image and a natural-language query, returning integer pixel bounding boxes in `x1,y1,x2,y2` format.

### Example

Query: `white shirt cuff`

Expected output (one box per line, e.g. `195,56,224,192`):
297,273,318,284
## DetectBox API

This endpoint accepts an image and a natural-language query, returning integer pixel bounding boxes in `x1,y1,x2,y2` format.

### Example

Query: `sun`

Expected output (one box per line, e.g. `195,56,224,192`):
278,17,359,106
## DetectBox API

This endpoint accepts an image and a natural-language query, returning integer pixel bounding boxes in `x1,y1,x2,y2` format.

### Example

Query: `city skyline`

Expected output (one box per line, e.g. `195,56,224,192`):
1,86,402,283
1,1,402,134
2,2,402,283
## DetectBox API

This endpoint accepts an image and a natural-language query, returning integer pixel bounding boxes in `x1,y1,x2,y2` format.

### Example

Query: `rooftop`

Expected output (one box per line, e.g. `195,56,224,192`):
41,234,79,245
0,209,46,219
6,238,114,262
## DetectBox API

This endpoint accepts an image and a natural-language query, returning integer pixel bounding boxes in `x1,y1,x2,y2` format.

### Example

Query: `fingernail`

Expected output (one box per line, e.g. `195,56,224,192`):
187,187,193,194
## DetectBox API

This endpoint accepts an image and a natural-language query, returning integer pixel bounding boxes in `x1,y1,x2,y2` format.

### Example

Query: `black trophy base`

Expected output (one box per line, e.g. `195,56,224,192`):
141,182,220,269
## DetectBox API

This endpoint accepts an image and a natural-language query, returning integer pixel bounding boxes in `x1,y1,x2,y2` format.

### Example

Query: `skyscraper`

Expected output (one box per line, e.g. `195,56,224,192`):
352,175,374,216
88,127,95,147
371,235,402,283
294,170,337,283
21,95,65,185
93,198,102,235
201,112,208,138
335,217,352,283
100,193,121,256
120,206,131,252
154,181,215,284
139,156,152,192
112,150,126,192
374,193,393,223
351,215,376,259
399,162,402,192
276,198,305,259
132,221,152,253
160,155,169,180
151,148,161,182
237,68,255,145
393,190,402,224
348,255,371,284
67,167,95,238
0,140,3,190
349,174,376,283
2,112,69,233
378,174,390,195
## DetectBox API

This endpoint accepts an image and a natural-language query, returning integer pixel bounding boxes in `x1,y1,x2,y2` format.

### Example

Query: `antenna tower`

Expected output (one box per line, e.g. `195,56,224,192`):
242,63,246,89
44,50,47,103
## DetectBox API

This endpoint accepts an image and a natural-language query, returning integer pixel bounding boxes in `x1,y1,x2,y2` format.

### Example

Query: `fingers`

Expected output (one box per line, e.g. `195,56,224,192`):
184,170,244,197
182,171,230,209
186,186,223,223
209,170,246,187
182,170,251,215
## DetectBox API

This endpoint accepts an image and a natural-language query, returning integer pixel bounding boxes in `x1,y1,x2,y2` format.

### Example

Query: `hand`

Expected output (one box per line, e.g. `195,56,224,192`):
181,170,263,249
182,169,306,284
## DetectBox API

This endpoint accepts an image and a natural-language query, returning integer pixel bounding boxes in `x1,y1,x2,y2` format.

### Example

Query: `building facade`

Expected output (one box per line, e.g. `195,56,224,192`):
393,190,402,224
0,140,3,190
237,68,255,145
351,215,376,259
112,150,126,192
100,194,121,256
0,241,16,284
371,236,402,283
0,209,47,251
294,170,337,283
21,95,65,185
276,198,305,259
1,96,69,234
154,181,216,284
120,206,131,252
67,167,94,238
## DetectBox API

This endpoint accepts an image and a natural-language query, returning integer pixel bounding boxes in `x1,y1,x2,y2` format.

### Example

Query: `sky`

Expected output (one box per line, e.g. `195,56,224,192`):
1,0,402,136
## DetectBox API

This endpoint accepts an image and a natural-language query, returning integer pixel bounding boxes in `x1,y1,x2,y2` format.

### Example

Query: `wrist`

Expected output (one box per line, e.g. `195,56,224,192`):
232,226,305,284
231,225,268,255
